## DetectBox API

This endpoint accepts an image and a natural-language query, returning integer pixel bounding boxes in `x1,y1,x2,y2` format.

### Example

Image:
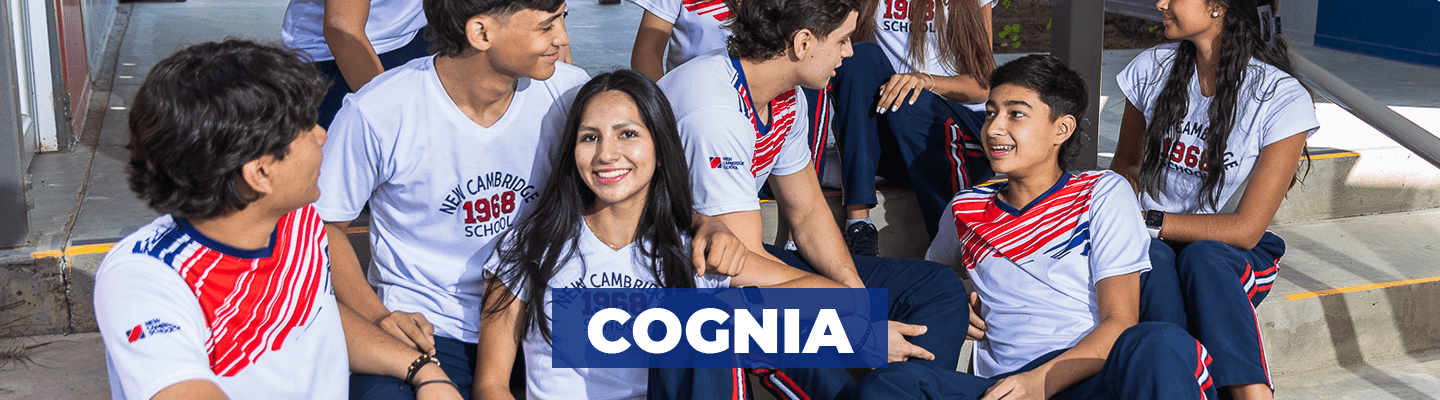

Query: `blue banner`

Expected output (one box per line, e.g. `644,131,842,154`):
551,288,888,368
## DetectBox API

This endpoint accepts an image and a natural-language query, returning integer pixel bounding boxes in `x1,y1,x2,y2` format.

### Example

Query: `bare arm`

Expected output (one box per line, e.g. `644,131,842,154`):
323,0,385,90
1156,133,1306,249
878,4,993,109
712,210,788,266
769,164,866,289
981,272,1141,399
728,248,846,289
325,221,387,319
1110,100,1148,191
325,220,437,353
341,304,463,400
475,278,521,400
152,380,228,400
631,11,674,82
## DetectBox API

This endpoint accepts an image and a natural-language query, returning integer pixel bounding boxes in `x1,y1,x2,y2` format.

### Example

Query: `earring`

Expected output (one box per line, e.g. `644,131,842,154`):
1211,10,1220,18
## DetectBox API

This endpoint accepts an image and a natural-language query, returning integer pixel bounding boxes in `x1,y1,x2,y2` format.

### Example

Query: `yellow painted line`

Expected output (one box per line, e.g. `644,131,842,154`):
1306,151,1361,161
1284,275,1440,300
29,243,115,259
29,227,374,259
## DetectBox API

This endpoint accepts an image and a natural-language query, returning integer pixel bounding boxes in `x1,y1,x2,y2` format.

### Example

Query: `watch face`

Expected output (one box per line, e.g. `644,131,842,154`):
1145,210,1164,229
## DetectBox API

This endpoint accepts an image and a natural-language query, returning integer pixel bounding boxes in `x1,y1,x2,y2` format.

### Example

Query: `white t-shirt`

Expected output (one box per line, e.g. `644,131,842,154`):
926,171,1151,378
96,206,348,400
658,51,812,216
316,55,589,342
1117,43,1320,214
281,0,429,62
871,0,993,111
872,0,994,75
632,0,732,70
486,219,731,400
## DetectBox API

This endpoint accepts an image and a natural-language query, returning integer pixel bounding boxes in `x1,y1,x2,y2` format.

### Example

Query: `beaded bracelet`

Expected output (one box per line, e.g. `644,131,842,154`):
404,353,441,386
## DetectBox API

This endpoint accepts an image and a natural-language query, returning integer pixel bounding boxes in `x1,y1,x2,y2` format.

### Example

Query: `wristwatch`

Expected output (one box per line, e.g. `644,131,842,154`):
1144,210,1165,239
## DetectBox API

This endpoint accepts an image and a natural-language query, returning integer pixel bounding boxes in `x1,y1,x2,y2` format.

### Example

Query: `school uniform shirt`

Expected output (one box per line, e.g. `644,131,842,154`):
871,0,994,111
95,206,347,400
1117,43,1320,214
658,50,812,216
281,0,428,62
316,55,589,342
486,219,731,400
926,171,1152,378
872,0,993,75
632,0,732,70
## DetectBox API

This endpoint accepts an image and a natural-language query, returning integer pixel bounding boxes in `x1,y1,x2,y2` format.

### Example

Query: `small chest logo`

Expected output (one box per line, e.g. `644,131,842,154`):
126,318,181,343
709,157,745,170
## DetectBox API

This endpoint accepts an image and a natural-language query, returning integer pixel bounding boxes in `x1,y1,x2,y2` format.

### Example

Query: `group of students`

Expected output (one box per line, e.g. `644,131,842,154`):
93,0,1318,399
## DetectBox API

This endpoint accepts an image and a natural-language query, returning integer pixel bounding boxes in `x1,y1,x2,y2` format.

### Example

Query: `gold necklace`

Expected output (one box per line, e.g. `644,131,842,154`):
585,218,628,251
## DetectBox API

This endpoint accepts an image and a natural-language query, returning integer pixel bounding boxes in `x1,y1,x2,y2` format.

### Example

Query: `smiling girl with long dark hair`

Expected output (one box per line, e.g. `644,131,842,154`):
1110,1,1319,399
473,70,843,400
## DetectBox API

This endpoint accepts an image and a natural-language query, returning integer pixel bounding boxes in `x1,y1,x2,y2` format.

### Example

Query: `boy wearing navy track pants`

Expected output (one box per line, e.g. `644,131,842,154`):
650,0,970,398
858,55,1218,400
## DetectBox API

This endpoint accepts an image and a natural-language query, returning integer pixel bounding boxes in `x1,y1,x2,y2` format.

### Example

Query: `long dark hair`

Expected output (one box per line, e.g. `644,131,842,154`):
484,69,698,344
1136,0,1299,209
852,0,994,88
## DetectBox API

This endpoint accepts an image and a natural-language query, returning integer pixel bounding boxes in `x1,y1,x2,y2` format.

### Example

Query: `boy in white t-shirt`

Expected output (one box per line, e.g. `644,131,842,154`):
317,0,742,397
315,0,584,397
96,40,461,400
857,55,1216,400
654,0,971,397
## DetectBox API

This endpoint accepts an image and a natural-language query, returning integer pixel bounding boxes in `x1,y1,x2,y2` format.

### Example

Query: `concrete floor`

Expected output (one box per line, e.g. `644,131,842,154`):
1,0,1439,398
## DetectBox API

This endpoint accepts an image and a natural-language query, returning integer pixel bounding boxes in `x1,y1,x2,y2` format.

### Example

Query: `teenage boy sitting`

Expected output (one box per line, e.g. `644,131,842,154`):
317,0,744,397
95,40,462,400
856,55,1216,399
654,0,969,397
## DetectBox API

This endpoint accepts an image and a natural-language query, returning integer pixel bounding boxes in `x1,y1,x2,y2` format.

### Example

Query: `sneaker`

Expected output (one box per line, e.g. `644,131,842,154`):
843,221,879,256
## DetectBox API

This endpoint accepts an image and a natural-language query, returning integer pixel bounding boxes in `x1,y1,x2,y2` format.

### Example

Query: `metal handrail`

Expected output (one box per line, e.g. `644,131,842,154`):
1291,53,1440,169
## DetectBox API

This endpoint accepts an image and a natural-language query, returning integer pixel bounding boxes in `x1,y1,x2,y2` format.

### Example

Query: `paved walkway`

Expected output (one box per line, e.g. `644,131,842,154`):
1,0,1439,398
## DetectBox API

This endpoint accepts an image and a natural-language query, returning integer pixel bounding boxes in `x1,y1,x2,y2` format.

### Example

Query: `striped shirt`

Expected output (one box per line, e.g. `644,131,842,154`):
96,205,347,400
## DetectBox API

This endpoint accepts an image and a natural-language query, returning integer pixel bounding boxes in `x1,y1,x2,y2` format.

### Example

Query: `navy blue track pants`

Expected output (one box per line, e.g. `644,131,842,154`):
1143,232,1284,390
830,41,993,238
855,322,1219,400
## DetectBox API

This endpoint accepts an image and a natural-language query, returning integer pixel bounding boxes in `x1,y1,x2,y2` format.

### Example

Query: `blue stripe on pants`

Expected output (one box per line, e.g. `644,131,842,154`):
855,322,1219,400
1144,232,1285,389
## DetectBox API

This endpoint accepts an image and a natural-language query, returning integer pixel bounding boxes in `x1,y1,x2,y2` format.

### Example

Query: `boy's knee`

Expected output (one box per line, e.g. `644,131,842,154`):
1116,322,1193,358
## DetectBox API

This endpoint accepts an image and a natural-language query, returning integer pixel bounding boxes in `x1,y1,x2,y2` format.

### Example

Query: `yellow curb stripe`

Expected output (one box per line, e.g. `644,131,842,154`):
1306,151,1361,161
1284,275,1440,300
29,243,115,259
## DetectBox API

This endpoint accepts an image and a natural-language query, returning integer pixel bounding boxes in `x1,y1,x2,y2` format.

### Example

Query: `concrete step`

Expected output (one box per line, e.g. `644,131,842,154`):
1260,208,1440,376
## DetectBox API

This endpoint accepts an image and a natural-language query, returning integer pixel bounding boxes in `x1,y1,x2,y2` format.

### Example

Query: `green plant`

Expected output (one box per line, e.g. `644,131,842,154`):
997,23,1023,48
